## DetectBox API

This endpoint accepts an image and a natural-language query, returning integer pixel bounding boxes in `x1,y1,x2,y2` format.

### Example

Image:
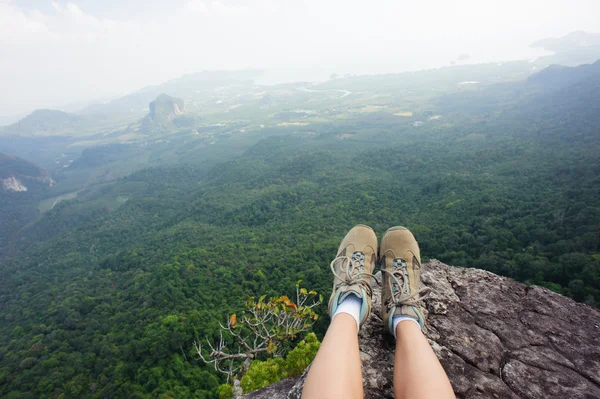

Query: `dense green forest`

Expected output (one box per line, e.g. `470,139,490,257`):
0,153,53,248
1,61,599,398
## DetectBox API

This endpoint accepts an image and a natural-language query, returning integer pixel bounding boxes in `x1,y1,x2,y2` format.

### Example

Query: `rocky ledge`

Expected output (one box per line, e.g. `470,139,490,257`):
244,260,600,399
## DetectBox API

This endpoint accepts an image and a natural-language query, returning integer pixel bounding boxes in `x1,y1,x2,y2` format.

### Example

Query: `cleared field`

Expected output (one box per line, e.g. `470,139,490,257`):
361,105,387,112
38,190,80,212
277,122,310,126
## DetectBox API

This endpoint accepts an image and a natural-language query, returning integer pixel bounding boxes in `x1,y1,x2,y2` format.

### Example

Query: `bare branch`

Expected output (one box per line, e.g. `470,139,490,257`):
195,286,321,380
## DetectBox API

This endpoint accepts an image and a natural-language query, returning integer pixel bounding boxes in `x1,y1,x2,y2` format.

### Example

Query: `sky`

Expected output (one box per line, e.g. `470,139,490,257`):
1,0,599,120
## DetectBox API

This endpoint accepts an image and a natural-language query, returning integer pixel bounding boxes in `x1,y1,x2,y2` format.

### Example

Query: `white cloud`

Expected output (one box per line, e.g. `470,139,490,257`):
211,1,249,16
65,2,99,26
0,2,49,41
184,1,248,16
186,0,209,15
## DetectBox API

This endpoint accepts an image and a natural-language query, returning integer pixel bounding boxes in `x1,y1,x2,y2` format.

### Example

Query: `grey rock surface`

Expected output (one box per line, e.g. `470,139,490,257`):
243,261,600,399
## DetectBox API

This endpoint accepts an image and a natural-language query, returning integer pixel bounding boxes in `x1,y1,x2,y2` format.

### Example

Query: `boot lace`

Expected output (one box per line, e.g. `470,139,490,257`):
330,251,375,298
381,255,430,311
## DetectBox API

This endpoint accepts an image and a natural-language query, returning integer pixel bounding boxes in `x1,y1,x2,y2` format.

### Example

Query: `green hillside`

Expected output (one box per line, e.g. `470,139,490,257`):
0,153,53,251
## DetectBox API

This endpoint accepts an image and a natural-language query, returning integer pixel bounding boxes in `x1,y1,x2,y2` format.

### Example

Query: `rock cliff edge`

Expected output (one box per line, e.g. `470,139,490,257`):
244,261,600,399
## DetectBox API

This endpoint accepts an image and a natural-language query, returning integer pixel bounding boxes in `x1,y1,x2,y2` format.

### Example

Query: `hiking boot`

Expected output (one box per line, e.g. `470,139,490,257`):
328,224,378,327
380,226,431,334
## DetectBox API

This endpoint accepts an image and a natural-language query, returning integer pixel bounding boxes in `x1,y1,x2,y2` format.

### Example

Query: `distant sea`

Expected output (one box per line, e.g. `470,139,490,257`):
255,46,553,86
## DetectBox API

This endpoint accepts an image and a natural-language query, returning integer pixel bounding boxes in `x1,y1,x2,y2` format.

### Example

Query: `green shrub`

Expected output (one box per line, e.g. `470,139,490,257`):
284,332,320,376
240,333,321,393
240,357,286,392
217,384,233,399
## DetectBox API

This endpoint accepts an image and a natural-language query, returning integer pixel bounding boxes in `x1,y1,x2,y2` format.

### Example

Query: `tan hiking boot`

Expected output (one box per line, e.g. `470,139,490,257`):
328,224,378,327
380,226,430,334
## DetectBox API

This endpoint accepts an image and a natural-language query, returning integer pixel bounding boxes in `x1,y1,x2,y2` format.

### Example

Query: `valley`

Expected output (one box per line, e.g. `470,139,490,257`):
1,45,599,398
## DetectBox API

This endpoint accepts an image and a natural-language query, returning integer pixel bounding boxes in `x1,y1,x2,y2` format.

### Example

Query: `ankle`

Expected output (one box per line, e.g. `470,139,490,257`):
332,293,362,331
392,315,421,338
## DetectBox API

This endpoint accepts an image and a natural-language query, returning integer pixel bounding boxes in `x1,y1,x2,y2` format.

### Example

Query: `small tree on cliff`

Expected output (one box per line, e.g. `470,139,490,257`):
194,281,322,382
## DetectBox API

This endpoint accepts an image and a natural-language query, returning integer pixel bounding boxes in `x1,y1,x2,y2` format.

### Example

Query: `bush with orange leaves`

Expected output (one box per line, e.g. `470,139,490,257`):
194,280,322,381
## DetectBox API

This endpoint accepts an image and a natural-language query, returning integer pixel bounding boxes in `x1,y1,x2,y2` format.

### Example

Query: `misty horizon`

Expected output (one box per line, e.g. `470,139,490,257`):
1,0,600,121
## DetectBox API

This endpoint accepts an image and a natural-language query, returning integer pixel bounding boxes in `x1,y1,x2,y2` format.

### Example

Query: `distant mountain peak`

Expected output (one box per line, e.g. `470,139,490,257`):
0,109,81,137
137,94,188,134
16,109,76,127
27,109,71,118
531,31,600,51
149,93,186,123
530,31,600,67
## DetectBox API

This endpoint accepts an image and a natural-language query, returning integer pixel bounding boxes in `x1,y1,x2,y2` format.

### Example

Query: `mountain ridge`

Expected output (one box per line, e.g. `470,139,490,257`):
0,109,81,137
79,69,262,116
531,31,600,66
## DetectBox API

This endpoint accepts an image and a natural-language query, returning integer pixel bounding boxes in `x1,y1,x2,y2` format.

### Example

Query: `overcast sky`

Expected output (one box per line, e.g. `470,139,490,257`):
1,0,599,119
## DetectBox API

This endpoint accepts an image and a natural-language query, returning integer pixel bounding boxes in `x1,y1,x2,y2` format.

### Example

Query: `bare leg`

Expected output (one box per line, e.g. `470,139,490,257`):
302,313,363,399
394,321,455,399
